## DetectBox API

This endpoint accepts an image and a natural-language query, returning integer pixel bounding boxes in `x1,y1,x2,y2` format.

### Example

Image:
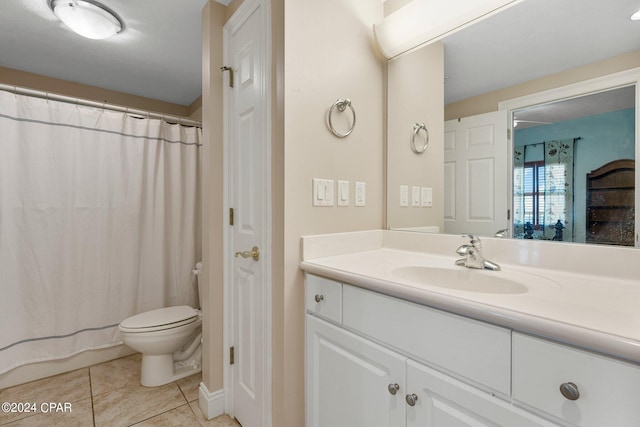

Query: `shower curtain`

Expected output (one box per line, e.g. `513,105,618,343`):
0,90,201,374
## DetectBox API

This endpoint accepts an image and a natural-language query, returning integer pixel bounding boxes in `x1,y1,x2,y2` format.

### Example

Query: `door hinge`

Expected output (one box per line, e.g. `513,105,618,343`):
229,208,234,226
507,209,511,220
230,346,235,365
507,128,511,140
220,66,234,88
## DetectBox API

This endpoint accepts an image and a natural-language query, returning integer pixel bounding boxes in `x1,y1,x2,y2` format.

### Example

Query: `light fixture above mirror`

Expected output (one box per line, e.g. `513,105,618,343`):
50,0,124,40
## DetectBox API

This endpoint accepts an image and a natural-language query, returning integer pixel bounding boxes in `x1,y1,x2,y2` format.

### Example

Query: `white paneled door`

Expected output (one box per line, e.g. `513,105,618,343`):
444,111,509,236
225,1,270,426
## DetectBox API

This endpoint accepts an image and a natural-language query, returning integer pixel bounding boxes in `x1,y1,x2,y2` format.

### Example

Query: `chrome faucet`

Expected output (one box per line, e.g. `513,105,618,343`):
494,228,509,238
455,234,500,271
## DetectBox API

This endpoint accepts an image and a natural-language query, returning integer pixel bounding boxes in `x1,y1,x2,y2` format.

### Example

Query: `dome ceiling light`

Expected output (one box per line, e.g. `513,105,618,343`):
50,0,124,40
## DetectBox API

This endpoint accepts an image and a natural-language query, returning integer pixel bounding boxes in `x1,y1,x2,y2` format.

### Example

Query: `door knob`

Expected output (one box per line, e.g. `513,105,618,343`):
235,246,260,261
406,393,418,406
559,382,580,400
387,383,400,395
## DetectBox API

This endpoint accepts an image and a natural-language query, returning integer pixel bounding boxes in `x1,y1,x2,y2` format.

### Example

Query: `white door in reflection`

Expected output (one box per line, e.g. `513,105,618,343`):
444,110,509,237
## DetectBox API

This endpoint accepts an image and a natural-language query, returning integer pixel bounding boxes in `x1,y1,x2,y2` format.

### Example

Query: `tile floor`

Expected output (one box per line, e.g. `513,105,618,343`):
0,354,241,426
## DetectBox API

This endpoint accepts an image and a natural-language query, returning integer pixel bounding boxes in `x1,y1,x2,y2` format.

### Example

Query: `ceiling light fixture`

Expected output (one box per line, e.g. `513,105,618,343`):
632,9,640,20
50,0,124,40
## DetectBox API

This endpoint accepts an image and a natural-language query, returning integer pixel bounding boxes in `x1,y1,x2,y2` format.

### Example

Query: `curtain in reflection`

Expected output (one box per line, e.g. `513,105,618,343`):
542,139,574,241
512,139,576,240
512,146,526,238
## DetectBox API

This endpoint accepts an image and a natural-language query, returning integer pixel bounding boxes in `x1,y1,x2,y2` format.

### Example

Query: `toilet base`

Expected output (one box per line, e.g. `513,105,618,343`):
140,354,202,387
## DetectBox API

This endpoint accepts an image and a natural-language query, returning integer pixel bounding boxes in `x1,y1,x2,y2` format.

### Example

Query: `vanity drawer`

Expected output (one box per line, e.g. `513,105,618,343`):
512,333,640,427
306,274,342,323
342,284,511,395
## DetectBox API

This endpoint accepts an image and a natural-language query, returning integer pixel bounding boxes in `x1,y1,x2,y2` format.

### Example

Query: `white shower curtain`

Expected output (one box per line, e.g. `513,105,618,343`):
0,90,201,374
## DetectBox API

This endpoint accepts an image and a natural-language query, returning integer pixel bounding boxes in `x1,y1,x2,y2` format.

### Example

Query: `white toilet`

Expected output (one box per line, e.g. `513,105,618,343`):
119,262,203,387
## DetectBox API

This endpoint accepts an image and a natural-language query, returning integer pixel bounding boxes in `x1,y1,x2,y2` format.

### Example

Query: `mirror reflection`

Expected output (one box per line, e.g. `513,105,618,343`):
512,87,635,245
386,0,640,248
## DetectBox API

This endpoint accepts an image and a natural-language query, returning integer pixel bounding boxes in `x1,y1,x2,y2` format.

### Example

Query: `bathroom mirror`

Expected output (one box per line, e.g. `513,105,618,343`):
386,0,640,247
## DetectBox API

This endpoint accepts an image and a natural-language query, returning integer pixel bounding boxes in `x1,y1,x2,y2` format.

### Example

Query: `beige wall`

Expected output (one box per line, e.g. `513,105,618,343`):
445,50,640,120
279,0,386,425
200,0,227,395
386,42,444,230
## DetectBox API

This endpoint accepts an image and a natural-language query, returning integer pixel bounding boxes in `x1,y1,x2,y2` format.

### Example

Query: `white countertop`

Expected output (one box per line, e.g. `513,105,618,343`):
301,233,640,365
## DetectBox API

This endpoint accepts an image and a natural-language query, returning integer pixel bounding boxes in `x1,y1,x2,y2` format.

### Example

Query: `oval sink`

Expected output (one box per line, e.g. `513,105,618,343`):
392,266,528,294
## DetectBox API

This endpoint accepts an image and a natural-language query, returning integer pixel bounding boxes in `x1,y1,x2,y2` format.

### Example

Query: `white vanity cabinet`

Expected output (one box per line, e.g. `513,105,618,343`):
305,274,558,427
306,316,407,427
512,333,640,427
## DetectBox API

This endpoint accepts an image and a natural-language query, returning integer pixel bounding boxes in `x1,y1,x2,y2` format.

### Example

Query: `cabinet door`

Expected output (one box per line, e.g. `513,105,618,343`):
406,360,559,427
306,315,407,427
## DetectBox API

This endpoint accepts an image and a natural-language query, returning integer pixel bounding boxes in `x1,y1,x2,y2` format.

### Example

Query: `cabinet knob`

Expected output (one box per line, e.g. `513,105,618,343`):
559,382,580,401
314,294,324,303
405,393,418,406
387,383,400,395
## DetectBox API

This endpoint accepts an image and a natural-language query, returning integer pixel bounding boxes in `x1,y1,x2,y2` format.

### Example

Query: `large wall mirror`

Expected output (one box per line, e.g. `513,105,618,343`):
386,0,640,248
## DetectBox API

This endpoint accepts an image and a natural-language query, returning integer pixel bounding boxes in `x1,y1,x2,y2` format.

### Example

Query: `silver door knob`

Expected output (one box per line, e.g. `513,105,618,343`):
314,294,324,303
559,382,580,400
235,246,260,261
387,383,400,395
406,393,418,406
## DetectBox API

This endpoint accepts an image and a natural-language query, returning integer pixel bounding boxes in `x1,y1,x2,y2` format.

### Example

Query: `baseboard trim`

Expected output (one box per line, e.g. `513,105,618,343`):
198,382,225,420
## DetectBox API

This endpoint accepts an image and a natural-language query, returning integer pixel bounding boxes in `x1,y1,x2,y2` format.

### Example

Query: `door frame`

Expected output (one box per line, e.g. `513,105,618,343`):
498,67,640,246
222,0,273,424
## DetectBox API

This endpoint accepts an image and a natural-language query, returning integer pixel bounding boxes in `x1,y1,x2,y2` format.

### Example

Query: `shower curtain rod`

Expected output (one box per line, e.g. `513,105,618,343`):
0,83,202,128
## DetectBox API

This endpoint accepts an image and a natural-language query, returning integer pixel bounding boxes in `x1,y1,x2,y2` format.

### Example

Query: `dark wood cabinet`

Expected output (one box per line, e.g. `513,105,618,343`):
586,159,635,246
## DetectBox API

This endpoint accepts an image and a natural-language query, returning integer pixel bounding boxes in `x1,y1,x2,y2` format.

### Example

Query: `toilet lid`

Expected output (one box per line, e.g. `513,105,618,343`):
120,305,198,330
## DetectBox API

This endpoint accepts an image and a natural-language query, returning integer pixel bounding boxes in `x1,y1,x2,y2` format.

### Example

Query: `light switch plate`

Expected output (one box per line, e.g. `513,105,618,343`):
355,181,366,206
421,187,433,207
337,180,349,206
412,186,421,207
400,185,409,207
312,178,334,206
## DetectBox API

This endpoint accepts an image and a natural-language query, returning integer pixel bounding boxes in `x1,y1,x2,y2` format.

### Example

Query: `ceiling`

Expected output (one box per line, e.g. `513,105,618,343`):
442,0,640,125
0,0,209,106
0,0,638,113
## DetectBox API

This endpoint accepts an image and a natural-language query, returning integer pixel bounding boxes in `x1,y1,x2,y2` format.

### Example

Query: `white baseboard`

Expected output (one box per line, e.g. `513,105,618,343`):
198,382,225,420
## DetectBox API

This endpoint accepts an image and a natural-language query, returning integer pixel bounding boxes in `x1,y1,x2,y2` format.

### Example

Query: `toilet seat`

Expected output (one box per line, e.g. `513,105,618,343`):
119,305,198,333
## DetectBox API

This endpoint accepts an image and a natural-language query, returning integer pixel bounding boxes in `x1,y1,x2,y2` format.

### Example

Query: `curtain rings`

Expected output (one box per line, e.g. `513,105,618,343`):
328,98,356,138
411,123,429,154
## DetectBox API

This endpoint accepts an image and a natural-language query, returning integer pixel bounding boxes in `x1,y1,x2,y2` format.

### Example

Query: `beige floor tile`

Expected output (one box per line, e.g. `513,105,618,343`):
0,368,90,425
176,373,201,402
188,401,241,427
90,353,141,397
131,403,200,426
2,397,93,427
93,381,185,427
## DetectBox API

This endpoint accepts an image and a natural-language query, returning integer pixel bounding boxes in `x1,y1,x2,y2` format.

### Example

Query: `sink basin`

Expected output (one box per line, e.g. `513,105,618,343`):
392,266,528,294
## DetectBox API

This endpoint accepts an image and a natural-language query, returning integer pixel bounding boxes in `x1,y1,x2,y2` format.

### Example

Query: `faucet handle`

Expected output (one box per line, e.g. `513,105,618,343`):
462,234,481,246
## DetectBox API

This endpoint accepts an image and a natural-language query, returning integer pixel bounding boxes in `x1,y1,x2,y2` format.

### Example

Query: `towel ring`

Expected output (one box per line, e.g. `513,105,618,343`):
411,123,429,154
328,98,356,138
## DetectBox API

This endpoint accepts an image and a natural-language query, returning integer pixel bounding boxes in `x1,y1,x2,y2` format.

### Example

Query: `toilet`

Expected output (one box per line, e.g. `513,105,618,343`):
118,262,203,387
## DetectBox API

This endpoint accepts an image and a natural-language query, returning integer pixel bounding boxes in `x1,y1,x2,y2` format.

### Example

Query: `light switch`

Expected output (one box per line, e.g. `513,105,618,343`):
313,178,334,206
400,185,409,207
421,187,433,207
338,180,349,207
412,186,420,207
355,181,366,206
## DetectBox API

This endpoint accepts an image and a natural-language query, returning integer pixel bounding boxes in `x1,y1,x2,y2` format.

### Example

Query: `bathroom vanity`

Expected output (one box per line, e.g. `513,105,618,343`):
301,230,640,427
